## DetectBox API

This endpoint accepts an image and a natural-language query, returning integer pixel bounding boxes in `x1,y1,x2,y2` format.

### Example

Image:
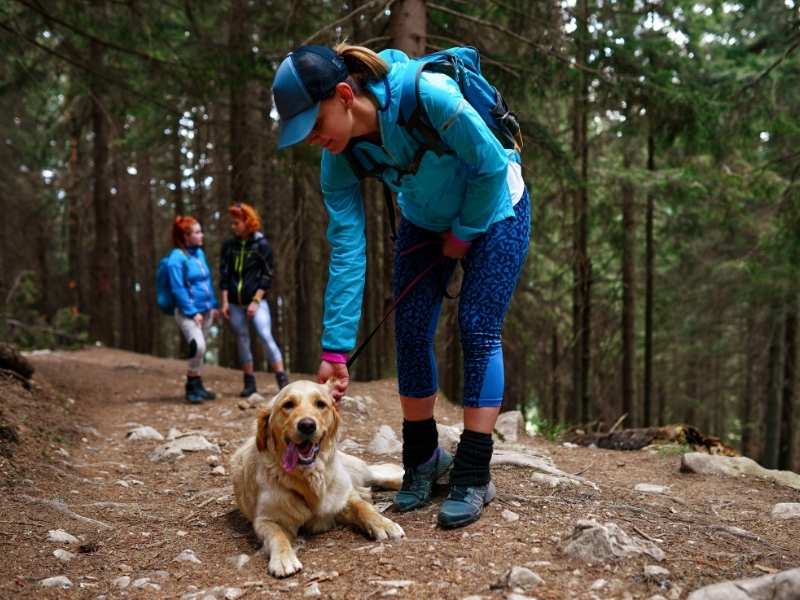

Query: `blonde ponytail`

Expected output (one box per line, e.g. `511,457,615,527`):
334,43,388,85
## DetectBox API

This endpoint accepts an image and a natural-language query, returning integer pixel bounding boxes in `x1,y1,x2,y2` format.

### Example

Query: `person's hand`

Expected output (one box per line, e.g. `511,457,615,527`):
221,302,230,320
246,301,259,320
441,231,472,259
192,313,204,326
317,360,349,403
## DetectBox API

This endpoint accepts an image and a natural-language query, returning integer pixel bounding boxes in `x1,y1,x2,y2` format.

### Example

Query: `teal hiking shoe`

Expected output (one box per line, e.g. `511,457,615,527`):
196,377,216,400
185,377,204,405
437,481,496,529
392,447,453,512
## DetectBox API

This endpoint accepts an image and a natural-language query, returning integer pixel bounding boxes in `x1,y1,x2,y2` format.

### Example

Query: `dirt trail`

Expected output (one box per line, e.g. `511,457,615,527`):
1,347,798,599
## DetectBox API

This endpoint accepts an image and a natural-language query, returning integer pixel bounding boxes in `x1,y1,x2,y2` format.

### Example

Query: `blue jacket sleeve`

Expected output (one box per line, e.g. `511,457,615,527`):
320,150,366,352
200,249,219,309
167,251,197,316
418,72,509,241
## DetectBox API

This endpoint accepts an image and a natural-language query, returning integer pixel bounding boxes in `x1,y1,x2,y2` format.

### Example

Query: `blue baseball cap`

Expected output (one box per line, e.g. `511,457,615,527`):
272,46,349,149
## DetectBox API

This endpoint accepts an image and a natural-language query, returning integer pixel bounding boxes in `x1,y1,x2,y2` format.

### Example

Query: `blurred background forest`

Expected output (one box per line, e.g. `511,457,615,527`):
0,0,797,470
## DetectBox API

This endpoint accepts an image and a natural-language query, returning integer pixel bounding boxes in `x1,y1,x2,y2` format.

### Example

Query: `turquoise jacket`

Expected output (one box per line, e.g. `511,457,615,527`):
320,49,519,352
167,247,218,317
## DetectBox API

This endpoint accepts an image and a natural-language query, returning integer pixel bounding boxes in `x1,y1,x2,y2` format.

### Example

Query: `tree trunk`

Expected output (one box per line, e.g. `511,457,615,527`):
741,310,756,456
229,0,252,203
778,293,797,470
137,153,158,355
112,130,137,351
66,113,85,314
643,131,655,427
89,38,115,346
389,0,427,56
761,299,784,468
551,327,560,423
621,115,636,427
571,0,591,424
172,116,184,215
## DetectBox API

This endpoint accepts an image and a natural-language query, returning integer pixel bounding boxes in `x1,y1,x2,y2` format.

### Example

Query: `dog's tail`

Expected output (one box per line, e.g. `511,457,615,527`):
339,452,404,491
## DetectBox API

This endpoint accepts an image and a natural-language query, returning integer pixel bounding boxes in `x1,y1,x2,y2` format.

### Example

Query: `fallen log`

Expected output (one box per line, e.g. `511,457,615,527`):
563,425,738,456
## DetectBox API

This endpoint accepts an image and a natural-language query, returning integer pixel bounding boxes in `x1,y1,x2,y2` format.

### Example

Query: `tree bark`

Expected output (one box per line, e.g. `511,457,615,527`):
66,112,85,314
137,152,157,355
389,0,427,56
112,129,137,351
172,116,184,215
89,38,115,346
741,310,756,456
229,0,253,203
621,112,636,427
643,131,655,427
778,293,797,470
761,299,784,468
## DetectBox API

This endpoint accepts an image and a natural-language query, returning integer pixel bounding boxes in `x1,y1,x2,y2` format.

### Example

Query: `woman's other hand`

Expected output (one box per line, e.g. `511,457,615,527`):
317,360,349,402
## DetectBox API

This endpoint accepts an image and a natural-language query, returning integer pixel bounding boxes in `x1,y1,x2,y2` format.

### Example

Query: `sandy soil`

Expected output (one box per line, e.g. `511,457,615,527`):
1,347,798,599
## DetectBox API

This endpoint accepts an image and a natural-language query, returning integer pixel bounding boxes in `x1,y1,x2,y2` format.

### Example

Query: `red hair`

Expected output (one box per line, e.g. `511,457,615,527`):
172,215,198,248
228,202,261,235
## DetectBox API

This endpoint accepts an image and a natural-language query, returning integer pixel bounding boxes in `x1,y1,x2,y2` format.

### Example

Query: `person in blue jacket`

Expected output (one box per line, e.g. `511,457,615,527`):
272,44,530,529
168,215,220,404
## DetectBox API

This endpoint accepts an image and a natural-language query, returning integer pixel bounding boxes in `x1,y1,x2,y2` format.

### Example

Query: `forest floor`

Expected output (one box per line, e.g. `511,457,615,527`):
1,347,799,600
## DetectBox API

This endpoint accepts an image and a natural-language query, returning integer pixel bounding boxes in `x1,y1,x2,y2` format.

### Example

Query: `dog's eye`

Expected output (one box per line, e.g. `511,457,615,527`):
315,400,327,409
282,400,296,410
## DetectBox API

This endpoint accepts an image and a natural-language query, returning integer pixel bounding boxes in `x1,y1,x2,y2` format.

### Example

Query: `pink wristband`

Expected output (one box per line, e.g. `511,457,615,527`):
445,231,472,251
321,351,348,364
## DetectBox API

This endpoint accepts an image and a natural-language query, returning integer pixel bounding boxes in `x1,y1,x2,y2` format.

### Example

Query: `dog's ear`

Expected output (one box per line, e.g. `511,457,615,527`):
255,407,271,452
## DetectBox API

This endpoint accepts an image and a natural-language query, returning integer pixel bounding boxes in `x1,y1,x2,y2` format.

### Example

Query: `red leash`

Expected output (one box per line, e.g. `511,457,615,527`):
346,240,442,369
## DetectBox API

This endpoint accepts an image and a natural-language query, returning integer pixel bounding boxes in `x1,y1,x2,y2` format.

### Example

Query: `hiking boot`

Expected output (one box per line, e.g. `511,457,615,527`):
240,373,257,398
437,481,496,529
185,377,204,404
275,371,289,390
196,376,216,400
392,447,453,512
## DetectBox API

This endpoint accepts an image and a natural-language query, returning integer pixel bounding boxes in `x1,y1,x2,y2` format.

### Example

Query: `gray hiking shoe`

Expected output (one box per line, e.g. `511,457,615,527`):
392,447,453,512
437,480,496,529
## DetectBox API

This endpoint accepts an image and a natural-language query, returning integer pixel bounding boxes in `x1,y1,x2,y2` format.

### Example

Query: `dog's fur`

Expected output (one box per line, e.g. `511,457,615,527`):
231,380,405,577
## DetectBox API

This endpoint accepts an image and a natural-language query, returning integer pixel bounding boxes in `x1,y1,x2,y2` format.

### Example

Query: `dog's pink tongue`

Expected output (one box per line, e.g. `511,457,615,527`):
282,443,299,472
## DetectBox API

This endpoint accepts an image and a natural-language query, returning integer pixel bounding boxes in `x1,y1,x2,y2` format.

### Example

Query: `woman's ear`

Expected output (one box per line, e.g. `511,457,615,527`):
256,408,271,452
335,81,354,107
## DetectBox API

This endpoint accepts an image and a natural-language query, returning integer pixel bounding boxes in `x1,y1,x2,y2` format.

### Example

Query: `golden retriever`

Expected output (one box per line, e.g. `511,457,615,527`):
231,380,405,577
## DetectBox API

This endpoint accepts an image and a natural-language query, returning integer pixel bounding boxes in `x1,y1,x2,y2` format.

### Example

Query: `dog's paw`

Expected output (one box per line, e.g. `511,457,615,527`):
268,551,303,578
368,515,405,541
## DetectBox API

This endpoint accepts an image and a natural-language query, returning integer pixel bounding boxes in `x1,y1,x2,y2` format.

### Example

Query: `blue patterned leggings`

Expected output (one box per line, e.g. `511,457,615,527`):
394,191,530,407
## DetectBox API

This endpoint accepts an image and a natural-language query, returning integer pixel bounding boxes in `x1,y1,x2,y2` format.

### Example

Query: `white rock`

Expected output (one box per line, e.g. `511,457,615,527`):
227,553,250,570
494,410,524,442
644,565,671,579
506,566,544,590
367,425,402,455
47,529,79,545
339,438,361,452
112,576,131,588
562,519,665,562
771,502,800,519
502,509,520,522
167,427,183,440
437,423,463,450
211,465,226,476
206,455,221,466
126,426,164,441
304,583,322,597
170,434,220,453
635,483,669,494
687,567,800,599
562,442,579,448
149,445,184,463
590,579,608,590
39,576,72,588
115,479,130,488
532,472,579,488
174,549,201,563
340,395,369,415
53,549,75,562
681,453,800,491
507,594,538,600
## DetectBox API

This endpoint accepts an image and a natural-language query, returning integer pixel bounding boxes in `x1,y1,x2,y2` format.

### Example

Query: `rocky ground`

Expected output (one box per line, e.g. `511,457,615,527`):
1,347,799,599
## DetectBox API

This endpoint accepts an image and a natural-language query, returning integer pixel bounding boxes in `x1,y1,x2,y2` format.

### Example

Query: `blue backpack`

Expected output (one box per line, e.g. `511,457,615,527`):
155,255,176,315
343,46,522,182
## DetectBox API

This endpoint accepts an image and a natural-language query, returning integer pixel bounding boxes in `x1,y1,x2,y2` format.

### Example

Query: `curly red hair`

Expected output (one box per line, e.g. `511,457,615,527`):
172,215,198,248
228,202,261,235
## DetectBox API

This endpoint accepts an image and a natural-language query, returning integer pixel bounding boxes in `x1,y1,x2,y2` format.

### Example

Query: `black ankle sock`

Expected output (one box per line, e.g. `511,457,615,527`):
402,418,438,469
451,429,493,486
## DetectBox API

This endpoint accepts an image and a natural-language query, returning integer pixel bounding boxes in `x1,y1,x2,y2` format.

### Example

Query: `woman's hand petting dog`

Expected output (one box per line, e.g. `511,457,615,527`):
230,380,404,578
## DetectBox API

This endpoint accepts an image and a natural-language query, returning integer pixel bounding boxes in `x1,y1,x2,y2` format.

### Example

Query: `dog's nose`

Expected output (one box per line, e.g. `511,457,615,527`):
297,418,316,436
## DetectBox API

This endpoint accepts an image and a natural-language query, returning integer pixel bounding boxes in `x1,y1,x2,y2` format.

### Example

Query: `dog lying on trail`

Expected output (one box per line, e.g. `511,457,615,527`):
231,380,405,577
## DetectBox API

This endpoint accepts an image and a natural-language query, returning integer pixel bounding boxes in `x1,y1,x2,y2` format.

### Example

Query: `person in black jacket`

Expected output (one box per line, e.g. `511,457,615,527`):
220,202,288,396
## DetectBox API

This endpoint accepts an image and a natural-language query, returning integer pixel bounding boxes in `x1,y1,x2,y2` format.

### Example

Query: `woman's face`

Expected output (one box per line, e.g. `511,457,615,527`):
305,85,354,154
231,217,248,238
186,223,203,247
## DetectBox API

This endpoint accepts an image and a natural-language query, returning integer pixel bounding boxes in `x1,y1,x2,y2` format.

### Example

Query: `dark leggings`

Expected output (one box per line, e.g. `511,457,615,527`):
394,191,530,407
